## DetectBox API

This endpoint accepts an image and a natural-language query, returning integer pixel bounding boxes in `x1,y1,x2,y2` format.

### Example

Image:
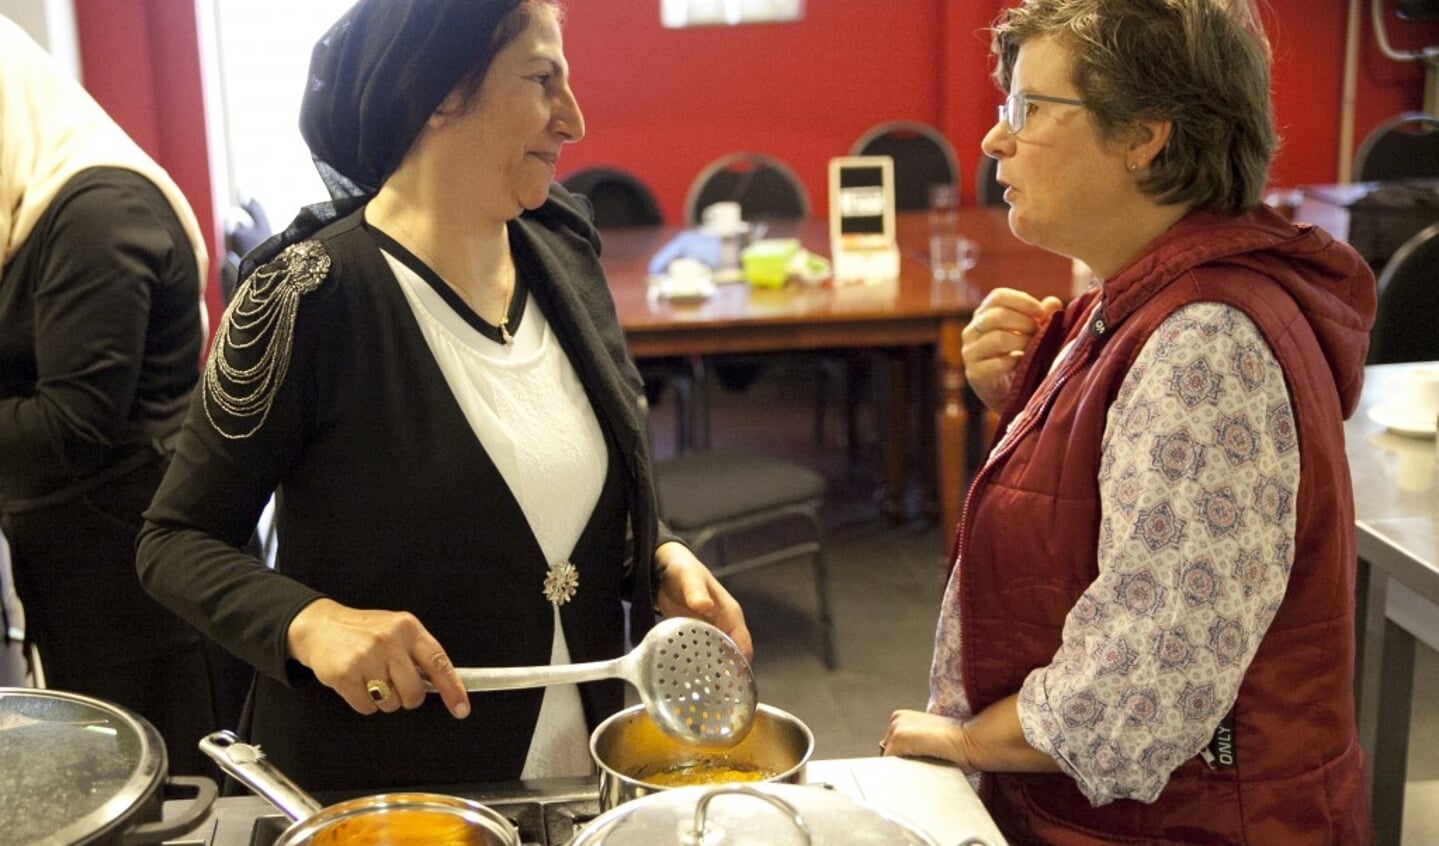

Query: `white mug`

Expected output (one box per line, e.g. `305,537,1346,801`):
701,201,743,234
1397,365,1439,428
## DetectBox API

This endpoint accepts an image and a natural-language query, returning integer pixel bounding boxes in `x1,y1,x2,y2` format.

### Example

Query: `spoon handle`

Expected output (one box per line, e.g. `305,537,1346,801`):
436,656,626,692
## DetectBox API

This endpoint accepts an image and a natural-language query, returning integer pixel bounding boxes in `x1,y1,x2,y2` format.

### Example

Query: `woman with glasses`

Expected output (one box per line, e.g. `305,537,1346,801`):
881,1,1374,842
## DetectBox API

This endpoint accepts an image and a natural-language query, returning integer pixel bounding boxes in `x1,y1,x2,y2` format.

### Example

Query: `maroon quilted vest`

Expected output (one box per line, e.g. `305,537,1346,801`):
955,208,1374,844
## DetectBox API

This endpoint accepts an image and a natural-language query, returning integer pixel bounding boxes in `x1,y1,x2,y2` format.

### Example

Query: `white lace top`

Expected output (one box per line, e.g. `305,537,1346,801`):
386,250,606,779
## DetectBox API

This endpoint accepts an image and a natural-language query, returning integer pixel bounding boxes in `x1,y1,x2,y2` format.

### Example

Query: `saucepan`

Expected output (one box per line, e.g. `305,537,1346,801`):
199,730,519,846
588,702,814,811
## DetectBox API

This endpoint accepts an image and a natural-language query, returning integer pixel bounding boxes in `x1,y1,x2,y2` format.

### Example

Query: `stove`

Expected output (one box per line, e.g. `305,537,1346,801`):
166,776,604,846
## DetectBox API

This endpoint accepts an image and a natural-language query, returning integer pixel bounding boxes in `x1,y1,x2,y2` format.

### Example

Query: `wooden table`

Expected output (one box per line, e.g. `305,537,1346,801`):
1345,362,1439,846
598,209,1073,549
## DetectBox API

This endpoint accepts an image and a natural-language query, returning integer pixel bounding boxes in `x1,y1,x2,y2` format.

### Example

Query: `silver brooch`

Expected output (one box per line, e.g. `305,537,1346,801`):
543,560,579,606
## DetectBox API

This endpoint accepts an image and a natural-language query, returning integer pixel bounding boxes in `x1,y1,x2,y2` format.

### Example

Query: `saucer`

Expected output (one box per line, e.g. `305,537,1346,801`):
1368,403,1438,438
647,273,715,303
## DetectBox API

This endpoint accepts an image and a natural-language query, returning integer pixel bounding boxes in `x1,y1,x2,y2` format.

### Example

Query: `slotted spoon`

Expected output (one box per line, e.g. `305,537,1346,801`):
430,616,757,746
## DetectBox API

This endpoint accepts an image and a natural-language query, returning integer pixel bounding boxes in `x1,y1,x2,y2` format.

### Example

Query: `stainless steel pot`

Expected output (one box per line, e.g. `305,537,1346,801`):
569,783,949,846
589,703,812,811
198,730,519,846
0,687,216,845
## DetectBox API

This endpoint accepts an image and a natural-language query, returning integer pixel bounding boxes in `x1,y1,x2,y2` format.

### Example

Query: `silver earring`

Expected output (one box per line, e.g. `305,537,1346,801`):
1127,161,1140,172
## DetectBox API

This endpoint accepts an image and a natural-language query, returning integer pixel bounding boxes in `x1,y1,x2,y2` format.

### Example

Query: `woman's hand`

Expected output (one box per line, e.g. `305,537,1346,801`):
880,709,978,772
963,288,1064,411
286,598,470,719
653,541,754,659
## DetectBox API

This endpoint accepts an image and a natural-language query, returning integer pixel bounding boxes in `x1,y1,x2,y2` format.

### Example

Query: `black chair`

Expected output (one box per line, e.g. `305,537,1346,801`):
653,448,837,669
1368,221,1439,364
560,166,664,228
849,120,960,211
681,153,810,425
684,152,810,226
556,168,702,452
976,154,1005,207
1354,112,1439,183
220,197,272,305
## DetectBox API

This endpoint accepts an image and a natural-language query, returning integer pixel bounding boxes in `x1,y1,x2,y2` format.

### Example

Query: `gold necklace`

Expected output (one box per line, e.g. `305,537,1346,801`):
381,220,518,345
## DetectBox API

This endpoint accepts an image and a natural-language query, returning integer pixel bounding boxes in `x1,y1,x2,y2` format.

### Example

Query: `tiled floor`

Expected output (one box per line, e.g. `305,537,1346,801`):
648,356,1439,844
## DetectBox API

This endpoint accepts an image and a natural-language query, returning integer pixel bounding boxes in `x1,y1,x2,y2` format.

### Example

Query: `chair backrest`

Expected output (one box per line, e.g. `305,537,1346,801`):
560,166,664,228
684,152,810,226
1354,112,1439,183
975,155,1005,207
221,197,273,304
849,121,960,211
1369,220,1439,364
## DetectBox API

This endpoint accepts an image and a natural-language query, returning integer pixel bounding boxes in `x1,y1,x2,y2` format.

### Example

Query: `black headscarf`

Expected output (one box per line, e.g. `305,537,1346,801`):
243,0,522,276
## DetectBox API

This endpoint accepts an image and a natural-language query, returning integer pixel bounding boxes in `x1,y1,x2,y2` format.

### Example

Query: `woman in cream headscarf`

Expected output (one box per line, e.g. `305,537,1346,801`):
0,14,220,775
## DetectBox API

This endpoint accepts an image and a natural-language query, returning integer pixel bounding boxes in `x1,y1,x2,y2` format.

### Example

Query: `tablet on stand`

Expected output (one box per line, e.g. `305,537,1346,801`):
829,156,900,284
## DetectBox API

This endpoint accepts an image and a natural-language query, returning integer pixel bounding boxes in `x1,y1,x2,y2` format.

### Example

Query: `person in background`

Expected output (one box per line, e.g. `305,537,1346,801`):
880,0,1375,842
138,0,751,792
0,15,222,775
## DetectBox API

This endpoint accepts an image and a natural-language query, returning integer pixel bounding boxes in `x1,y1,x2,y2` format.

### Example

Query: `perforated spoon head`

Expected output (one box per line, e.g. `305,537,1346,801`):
630,617,758,747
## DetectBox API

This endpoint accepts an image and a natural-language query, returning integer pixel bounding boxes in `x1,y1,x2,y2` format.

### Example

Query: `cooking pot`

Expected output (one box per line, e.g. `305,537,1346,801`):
0,687,217,845
198,730,519,846
569,782,959,846
589,703,812,811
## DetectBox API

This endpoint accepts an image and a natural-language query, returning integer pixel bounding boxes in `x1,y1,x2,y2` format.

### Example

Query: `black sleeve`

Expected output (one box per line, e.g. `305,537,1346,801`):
137,243,332,684
0,173,197,483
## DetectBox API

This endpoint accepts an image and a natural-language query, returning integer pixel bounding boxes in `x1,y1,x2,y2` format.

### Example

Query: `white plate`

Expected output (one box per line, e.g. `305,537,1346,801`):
1368,403,1437,438
647,274,715,303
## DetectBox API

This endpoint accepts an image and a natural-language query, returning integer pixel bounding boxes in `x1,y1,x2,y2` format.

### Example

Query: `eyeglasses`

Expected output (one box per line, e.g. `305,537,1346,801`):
998,92,1088,136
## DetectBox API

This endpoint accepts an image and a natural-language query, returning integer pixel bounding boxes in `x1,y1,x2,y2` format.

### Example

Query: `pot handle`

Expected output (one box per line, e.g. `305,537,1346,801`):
117,775,218,846
686,785,812,846
199,730,325,821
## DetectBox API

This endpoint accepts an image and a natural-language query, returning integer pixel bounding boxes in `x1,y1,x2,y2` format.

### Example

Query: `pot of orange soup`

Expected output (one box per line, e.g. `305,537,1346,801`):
199,731,519,846
588,703,813,811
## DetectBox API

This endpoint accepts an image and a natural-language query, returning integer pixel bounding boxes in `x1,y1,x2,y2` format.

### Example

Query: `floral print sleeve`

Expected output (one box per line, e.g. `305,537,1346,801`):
1016,302,1299,805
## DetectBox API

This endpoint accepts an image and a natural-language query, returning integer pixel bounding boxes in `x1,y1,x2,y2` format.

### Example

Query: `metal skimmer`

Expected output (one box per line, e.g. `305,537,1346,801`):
440,617,757,746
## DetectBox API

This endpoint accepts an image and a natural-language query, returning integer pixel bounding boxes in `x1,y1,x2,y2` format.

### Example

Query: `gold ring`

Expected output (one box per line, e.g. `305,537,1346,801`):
365,679,393,703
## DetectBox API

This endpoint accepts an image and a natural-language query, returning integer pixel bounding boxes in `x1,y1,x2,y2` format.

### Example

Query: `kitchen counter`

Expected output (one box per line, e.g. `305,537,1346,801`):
807,756,1007,845
163,756,1008,845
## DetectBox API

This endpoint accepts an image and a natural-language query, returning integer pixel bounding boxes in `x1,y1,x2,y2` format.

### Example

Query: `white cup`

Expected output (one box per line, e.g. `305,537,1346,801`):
929,233,977,284
1397,365,1439,428
1390,436,1435,492
701,201,743,234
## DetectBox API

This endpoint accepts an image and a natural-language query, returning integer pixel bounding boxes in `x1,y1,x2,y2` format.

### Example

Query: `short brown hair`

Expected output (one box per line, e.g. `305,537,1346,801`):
991,0,1277,214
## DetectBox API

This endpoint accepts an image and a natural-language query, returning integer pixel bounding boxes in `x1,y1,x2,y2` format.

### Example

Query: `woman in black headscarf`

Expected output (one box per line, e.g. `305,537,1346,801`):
138,0,751,791
0,15,225,776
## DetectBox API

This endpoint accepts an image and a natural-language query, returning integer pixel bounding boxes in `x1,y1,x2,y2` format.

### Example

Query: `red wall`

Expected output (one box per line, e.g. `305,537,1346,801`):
558,0,1439,218
73,0,1437,285
558,0,948,223
73,0,223,335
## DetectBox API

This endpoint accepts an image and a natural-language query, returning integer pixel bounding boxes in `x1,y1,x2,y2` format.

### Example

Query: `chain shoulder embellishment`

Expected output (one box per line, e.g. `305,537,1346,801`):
203,240,331,439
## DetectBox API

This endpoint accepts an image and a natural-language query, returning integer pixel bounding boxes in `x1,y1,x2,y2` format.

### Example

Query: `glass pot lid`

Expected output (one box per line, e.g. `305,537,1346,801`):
571,783,940,846
0,688,165,845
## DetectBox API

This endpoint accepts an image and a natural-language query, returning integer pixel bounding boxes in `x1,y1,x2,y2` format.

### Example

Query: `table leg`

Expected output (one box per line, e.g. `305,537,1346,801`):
936,319,967,553
916,348,939,522
1356,557,1414,846
1372,620,1415,846
1355,557,1387,751
880,348,911,523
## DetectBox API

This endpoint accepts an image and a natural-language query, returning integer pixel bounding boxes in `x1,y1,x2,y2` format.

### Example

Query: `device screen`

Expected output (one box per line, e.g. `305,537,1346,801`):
838,166,887,236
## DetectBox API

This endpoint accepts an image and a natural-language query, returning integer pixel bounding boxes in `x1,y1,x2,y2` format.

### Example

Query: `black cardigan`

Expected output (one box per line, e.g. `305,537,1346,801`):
138,184,666,790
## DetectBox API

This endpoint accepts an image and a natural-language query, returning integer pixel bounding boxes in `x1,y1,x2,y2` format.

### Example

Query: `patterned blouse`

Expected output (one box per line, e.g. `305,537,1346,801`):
1002,301,1298,805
